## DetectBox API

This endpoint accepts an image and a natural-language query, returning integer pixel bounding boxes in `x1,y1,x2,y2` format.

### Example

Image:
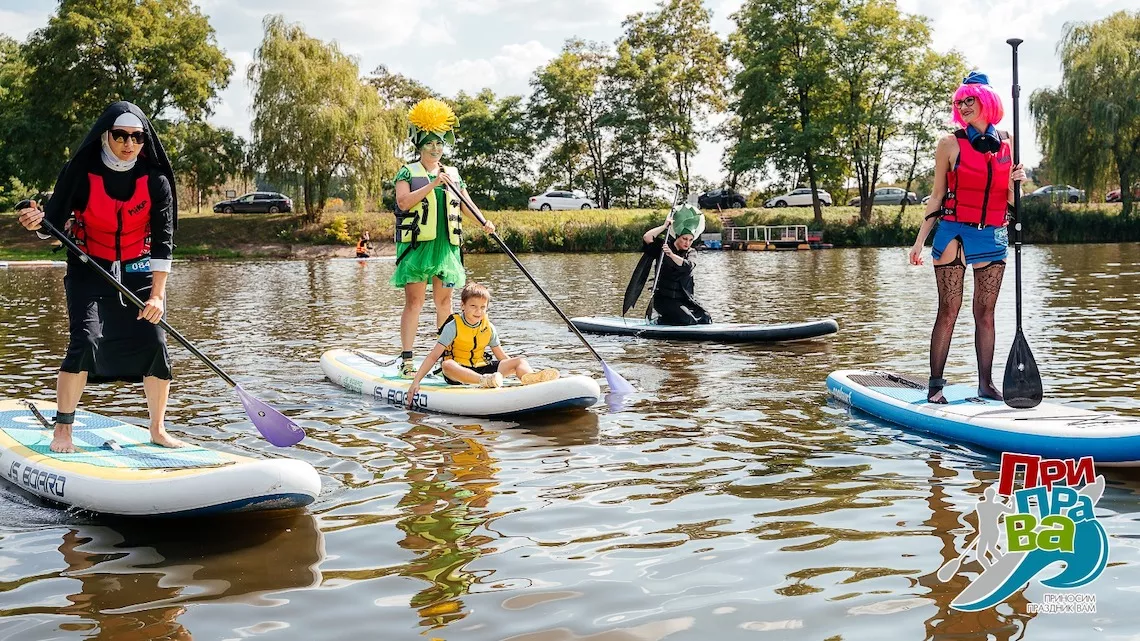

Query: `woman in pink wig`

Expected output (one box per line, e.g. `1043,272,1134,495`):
908,71,1027,404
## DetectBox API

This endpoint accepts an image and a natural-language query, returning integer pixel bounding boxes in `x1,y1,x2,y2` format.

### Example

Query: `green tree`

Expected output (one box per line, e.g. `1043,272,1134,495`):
248,15,400,218
732,0,845,226
163,120,246,212
621,0,727,195
0,35,31,207
892,50,968,215
450,89,537,210
1031,11,1140,217
18,0,232,187
832,0,931,222
530,39,611,203
602,40,666,207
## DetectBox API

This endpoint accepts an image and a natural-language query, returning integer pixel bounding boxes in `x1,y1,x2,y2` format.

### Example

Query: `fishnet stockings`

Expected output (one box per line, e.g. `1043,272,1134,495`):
929,261,965,402
973,261,1006,399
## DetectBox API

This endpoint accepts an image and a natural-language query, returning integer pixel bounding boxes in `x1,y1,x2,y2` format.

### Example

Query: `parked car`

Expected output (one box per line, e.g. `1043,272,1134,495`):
697,188,747,210
528,189,597,211
1106,186,1140,202
213,192,293,213
847,187,919,206
1024,185,1084,203
765,188,832,207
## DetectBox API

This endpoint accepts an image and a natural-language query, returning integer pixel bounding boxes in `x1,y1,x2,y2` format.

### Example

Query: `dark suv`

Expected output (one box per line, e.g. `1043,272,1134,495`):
213,192,293,214
697,188,746,209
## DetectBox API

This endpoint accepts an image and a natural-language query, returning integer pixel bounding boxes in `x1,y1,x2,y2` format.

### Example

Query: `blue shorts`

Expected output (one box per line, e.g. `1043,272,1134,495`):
931,220,1008,265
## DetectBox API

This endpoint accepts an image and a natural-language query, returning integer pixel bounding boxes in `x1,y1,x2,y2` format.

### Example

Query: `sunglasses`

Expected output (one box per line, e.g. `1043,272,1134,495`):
109,129,146,144
953,96,977,109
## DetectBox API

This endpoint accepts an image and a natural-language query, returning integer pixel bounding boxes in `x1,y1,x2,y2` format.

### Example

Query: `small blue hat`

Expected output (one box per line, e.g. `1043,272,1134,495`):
963,71,990,86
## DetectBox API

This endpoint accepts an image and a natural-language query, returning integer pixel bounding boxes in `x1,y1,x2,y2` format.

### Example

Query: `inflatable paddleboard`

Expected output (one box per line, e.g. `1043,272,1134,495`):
827,369,1140,466
321,349,600,417
570,316,839,343
0,399,322,516
0,260,66,268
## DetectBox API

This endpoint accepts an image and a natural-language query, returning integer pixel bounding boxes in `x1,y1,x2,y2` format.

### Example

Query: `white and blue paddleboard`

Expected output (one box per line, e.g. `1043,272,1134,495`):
827,370,1140,466
321,349,601,418
0,399,322,517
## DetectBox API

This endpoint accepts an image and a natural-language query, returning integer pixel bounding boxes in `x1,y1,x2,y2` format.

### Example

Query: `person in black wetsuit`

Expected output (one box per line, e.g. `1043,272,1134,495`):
16,101,183,453
642,203,712,326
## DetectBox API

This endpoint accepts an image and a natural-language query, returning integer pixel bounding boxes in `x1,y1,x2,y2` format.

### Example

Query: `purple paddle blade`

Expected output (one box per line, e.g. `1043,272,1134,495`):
602,362,636,395
234,384,306,447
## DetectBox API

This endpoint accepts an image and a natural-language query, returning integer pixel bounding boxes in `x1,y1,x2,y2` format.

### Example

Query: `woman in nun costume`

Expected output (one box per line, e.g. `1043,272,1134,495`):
17,101,183,453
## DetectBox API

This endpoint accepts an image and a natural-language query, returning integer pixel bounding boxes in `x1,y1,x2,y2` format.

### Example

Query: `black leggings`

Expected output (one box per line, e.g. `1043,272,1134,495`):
653,296,712,326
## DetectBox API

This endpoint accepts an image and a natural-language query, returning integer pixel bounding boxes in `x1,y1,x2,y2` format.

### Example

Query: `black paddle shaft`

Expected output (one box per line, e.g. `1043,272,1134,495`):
440,178,606,363
1002,37,1043,409
37,219,240,388
1008,37,1025,330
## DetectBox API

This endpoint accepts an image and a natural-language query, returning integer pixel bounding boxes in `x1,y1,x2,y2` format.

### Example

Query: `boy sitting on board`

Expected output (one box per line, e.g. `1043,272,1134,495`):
407,282,559,404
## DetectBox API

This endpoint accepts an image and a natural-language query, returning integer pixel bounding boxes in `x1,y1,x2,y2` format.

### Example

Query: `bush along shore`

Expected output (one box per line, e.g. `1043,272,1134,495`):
1,202,1136,261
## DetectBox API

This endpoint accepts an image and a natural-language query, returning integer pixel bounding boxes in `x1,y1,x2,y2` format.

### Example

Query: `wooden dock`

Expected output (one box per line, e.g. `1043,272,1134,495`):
720,225,832,251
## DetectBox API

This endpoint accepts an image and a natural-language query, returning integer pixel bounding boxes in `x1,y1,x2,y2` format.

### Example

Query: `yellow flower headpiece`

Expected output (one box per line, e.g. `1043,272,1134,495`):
407,98,458,147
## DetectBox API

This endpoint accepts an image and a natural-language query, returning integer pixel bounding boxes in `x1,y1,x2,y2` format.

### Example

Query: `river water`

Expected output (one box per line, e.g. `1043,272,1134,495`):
1,243,1139,640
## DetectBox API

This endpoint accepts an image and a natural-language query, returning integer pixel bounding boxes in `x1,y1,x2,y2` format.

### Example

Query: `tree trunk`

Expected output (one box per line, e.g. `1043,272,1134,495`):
900,132,922,218
797,85,824,228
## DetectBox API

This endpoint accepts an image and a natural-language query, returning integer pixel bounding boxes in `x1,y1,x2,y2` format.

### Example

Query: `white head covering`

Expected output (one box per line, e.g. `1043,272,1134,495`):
112,112,145,129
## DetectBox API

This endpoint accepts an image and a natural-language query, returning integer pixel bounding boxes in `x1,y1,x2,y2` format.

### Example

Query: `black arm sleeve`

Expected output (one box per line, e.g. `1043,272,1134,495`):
148,172,174,261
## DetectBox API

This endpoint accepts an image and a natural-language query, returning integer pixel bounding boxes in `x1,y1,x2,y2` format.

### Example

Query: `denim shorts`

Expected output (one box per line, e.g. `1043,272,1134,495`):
932,220,1008,265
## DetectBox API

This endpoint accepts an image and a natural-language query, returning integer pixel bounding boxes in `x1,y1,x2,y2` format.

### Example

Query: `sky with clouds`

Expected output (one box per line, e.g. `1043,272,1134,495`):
2,0,1135,190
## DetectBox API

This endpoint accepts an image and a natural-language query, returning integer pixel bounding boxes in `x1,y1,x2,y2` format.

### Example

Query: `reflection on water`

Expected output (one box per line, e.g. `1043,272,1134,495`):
1,244,1139,639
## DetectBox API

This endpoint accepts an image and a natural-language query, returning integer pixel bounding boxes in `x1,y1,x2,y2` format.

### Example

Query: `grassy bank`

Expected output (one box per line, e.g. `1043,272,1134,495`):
2,202,1134,260
727,202,1140,247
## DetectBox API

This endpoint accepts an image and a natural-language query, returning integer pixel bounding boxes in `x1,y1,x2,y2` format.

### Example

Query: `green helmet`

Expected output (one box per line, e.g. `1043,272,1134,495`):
670,203,705,238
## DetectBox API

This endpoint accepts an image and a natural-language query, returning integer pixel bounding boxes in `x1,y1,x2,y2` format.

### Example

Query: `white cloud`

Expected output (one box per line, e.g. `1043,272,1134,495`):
432,40,555,96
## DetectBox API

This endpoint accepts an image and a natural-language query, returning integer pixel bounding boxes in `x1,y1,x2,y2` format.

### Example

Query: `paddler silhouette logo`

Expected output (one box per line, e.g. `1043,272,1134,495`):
937,452,1108,612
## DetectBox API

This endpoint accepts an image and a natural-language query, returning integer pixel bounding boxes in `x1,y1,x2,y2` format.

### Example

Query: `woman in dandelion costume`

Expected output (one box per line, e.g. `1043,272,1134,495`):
393,98,495,377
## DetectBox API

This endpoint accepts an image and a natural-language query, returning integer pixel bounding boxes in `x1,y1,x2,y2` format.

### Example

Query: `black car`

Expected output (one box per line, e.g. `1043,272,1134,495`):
213,192,293,214
697,188,746,209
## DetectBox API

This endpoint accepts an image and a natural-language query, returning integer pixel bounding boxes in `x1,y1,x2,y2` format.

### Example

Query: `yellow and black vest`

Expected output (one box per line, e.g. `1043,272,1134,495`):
395,162,462,249
442,312,493,368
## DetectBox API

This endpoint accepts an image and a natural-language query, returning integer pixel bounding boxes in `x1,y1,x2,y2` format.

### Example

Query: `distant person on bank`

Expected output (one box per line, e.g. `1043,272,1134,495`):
17,101,185,452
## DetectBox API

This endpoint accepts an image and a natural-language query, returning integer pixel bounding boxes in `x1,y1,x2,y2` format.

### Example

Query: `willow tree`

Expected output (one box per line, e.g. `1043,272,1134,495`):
1031,11,1140,217
248,15,400,218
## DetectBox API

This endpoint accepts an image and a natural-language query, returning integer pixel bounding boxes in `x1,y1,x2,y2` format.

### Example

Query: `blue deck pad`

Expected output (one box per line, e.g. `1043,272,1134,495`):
0,409,230,469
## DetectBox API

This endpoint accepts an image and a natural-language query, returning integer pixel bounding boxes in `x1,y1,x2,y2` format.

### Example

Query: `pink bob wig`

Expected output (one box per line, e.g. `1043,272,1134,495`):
951,82,1004,128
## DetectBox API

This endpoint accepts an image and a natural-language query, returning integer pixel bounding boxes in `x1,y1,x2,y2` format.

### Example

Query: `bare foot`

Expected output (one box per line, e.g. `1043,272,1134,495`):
978,382,1003,401
150,429,188,448
50,424,76,453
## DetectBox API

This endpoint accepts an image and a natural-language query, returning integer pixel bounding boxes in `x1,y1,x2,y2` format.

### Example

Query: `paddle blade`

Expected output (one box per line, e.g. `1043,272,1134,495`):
1002,329,1042,409
622,252,655,316
602,361,636,395
235,384,306,447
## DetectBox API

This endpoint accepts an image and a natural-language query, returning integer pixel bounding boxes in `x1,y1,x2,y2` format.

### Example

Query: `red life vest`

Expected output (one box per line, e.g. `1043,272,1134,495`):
941,129,1012,228
73,173,152,262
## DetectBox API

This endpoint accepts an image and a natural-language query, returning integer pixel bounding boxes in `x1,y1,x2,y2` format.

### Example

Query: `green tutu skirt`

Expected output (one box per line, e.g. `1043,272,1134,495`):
390,236,467,288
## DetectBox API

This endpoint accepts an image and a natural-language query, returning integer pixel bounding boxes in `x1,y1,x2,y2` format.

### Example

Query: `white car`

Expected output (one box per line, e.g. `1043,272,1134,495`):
528,189,598,211
765,188,832,208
